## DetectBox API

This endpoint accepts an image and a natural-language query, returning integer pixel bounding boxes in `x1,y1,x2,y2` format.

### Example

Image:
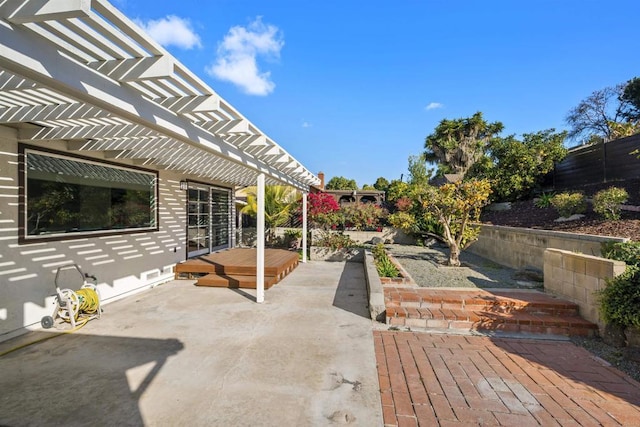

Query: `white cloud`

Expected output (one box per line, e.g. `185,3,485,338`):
302,121,312,128
425,102,444,110
207,17,284,96
135,15,201,50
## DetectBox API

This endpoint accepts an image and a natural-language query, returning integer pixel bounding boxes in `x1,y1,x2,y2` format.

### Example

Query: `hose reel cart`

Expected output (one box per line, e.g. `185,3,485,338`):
41,264,102,330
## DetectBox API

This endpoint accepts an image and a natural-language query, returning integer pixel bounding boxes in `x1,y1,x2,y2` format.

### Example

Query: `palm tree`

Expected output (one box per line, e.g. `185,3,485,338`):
242,185,299,243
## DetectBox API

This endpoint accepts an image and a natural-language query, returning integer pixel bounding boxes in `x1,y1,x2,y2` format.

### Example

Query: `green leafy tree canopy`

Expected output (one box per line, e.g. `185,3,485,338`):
621,77,640,121
326,176,358,190
425,112,504,176
373,177,390,192
469,129,568,201
419,179,492,266
407,154,431,186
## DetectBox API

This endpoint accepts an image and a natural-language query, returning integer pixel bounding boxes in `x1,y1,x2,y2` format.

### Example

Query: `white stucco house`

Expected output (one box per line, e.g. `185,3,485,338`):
0,0,318,342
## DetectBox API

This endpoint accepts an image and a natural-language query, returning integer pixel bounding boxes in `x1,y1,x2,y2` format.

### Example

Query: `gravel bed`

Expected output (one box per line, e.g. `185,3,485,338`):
385,243,541,289
385,243,640,384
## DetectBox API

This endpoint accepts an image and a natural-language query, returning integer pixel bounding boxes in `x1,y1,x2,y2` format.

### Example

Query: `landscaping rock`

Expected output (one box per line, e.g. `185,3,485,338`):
553,214,585,222
487,202,512,211
371,236,384,245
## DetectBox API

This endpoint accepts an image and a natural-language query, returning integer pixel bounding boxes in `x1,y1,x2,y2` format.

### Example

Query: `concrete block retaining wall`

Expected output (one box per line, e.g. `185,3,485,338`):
468,224,628,271
364,250,386,322
543,248,627,332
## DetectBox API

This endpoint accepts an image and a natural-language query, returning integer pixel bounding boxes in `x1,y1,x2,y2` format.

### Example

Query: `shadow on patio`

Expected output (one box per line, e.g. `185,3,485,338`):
0,332,183,426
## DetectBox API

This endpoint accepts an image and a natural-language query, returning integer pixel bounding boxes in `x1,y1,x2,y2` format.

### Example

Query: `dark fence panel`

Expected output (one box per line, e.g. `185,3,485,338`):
605,136,640,181
548,134,640,190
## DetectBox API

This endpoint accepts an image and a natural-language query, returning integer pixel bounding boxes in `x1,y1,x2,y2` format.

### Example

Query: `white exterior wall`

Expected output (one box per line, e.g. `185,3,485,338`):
0,126,199,341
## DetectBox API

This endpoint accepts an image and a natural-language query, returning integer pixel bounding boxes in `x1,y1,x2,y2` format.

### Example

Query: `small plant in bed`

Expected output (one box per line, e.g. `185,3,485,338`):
534,192,555,208
372,243,399,277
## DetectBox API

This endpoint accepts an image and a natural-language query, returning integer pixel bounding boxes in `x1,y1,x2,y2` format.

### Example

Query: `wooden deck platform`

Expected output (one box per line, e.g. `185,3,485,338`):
175,248,299,289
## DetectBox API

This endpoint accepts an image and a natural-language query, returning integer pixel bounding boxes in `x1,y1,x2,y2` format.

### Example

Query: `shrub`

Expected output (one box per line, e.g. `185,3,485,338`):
592,187,628,220
550,192,586,218
598,266,640,328
313,231,357,250
372,243,399,278
341,203,387,230
599,241,640,329
601,241,640,267
305,192,340,229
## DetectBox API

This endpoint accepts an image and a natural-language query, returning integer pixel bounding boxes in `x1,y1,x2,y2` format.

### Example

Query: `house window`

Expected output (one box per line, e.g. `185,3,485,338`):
21,146,158,241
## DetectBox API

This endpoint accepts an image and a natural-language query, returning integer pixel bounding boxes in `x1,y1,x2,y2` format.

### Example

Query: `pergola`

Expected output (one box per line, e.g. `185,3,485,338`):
0,0,318,302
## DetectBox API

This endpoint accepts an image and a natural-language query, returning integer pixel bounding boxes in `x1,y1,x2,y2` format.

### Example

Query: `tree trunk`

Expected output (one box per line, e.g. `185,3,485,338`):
447,243,461,267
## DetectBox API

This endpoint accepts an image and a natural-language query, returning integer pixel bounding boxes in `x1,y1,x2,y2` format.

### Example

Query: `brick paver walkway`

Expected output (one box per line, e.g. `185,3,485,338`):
375,331,640,426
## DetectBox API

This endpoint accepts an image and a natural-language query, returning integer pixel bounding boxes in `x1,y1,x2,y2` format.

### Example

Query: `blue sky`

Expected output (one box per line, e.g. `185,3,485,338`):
115,0,639,187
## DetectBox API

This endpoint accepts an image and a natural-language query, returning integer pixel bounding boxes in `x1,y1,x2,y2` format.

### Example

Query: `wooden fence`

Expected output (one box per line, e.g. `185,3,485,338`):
544,134,640,189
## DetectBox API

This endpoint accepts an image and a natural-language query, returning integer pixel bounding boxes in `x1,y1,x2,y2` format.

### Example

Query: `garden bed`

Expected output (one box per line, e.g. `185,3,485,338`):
481,199,640,241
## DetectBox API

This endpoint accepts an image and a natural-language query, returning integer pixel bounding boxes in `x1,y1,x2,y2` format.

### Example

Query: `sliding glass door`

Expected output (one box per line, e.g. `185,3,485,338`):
187,184,231,258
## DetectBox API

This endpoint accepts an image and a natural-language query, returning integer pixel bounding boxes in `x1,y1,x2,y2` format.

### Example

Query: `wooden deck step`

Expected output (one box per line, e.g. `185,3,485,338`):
175,248,299,279
196,273,278,289
384,287,598,337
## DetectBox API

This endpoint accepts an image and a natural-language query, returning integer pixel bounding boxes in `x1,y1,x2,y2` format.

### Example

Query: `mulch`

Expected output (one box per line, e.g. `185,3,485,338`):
481,199,640,242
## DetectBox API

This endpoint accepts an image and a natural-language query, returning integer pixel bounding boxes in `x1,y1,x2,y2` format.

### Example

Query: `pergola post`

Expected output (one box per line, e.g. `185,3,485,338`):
256,173,265,303
237,205,243,247
302,192,308,263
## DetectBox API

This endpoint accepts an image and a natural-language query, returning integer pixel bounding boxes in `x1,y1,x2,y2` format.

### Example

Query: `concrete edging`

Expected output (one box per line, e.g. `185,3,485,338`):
363,249,386,322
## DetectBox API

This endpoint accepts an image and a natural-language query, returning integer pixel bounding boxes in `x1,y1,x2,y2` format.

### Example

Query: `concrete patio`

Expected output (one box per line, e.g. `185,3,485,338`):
3,257,640,426
0,261,383,426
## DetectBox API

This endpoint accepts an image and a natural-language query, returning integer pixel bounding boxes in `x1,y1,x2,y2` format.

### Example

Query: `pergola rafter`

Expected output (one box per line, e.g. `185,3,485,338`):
0,0,318,191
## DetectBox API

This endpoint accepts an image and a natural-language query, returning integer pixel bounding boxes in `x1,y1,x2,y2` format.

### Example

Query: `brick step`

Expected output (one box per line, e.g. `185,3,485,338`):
195,273,278,289
384,287,598,337
385,306,598,337
384,288,580,316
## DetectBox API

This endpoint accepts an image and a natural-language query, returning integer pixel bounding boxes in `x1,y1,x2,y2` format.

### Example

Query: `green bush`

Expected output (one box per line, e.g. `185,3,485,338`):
598,266,640,328
372,242,386,259
372,243,399,278
550,192,586,218
598,241,640,329
601,241,640,267
592,187,628,220
341,202,387,230
313,231,357,250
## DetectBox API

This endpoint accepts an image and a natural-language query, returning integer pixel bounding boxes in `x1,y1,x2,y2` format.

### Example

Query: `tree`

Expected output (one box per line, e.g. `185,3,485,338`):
469,129,568,201
565,83,631,142
361,184,376,190
407,154,431,186
386,179,410,204
419,179,492,266
242,185,298,241
621,77,640,121
326,176,358,190
373,177,390,192
424,112,504,176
